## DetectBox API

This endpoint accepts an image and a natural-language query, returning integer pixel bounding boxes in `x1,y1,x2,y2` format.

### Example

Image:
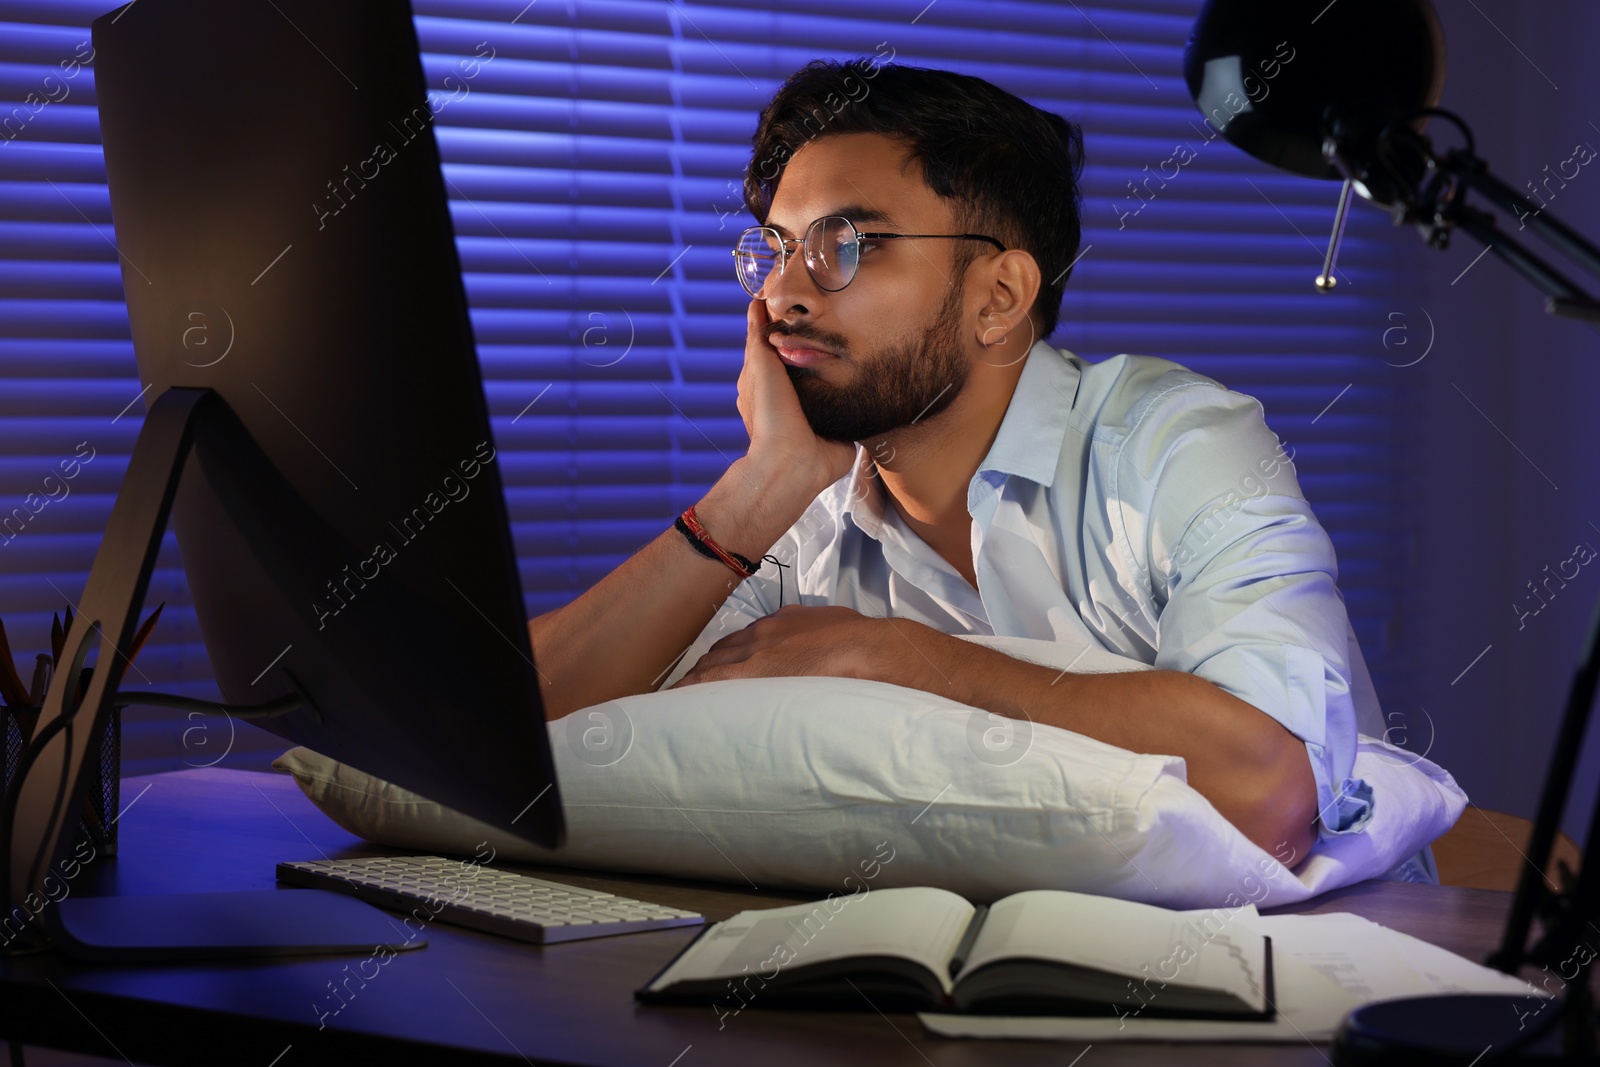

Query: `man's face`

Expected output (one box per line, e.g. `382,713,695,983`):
756,132,981,444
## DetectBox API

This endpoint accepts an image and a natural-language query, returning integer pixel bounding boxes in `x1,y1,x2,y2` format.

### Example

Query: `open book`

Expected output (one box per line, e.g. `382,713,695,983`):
637,887,1273,1020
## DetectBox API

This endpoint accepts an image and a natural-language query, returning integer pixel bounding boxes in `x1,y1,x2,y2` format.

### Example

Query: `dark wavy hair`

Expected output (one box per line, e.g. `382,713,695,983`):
743,59,1086,337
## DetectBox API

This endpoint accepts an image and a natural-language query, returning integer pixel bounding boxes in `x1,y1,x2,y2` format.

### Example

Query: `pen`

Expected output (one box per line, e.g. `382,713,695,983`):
948,905,988,979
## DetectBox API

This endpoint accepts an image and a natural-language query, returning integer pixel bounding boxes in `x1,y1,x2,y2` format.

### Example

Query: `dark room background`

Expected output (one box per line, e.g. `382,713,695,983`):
0,0,1596,844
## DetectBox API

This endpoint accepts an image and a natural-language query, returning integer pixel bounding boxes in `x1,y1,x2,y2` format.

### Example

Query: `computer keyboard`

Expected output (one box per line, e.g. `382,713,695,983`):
276,855,704,944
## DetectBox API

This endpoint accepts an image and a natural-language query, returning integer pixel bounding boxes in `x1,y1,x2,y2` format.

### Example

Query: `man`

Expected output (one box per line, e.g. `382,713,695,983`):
528,60,1380,863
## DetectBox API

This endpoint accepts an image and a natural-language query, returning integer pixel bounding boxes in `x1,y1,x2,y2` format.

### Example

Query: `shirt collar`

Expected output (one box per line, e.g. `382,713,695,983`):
973,339,1081,489
840,443,887,538
838,340,1082,535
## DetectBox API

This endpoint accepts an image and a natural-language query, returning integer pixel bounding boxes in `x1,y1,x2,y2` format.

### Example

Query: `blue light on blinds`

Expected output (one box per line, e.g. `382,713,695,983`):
0,0,1418,772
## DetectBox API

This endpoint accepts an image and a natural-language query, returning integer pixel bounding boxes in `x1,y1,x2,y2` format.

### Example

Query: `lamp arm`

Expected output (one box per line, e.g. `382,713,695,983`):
1449,152,1600,282
1488,577,1600,976
1447,204,1600,322
1436,151,1600,323
1328,116,1600,323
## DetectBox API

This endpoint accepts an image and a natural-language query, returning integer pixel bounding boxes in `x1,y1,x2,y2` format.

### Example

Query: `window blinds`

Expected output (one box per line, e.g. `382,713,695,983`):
0,0,1418,772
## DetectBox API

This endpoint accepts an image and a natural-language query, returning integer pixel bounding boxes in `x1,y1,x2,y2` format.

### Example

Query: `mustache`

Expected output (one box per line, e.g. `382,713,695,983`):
765,322,851,358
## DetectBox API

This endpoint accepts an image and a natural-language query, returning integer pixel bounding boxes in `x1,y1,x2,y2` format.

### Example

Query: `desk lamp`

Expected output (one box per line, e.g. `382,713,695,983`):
1185,0,1600,1062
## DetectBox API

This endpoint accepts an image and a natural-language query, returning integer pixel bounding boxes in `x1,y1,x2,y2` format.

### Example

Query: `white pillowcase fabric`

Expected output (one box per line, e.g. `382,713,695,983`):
272,636,1464,909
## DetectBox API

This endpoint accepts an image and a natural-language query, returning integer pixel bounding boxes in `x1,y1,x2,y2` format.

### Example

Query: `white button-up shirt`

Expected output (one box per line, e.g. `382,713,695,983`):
663,339,1379,841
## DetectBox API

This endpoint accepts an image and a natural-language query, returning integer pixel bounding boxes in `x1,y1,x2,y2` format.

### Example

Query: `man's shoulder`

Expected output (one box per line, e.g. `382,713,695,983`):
1071,351,1240,440
1062,350,1283,506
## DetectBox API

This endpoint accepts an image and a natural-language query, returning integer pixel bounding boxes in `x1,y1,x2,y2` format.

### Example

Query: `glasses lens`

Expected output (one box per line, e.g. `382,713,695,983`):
734,228,781,296
805,217,858,292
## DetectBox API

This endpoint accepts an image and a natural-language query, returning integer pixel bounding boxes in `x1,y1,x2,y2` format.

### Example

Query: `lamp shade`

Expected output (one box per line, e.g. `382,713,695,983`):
1183,0,1446,201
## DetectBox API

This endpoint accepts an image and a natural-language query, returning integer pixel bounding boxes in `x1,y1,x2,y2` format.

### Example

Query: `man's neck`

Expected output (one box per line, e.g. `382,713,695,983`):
868,349,1030,545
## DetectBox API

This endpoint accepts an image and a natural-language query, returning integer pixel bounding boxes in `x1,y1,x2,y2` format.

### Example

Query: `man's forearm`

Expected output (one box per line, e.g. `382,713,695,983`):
527,456,820,720
865,620,1318,860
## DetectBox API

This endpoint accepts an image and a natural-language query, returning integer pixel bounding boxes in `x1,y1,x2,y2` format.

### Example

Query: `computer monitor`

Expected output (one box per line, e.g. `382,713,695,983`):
3,0,562,958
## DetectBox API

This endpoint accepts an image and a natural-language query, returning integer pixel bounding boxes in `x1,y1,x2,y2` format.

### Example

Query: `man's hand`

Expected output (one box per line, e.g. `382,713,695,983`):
738,299,856,495
669,604,874,687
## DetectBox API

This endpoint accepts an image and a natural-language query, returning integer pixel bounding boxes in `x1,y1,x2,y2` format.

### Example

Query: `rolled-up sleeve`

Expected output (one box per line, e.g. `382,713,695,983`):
1122,378,1372,842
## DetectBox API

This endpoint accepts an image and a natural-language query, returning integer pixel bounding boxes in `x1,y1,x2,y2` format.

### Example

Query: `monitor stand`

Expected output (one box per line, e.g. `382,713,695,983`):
3,387,423,961
52,889,428,962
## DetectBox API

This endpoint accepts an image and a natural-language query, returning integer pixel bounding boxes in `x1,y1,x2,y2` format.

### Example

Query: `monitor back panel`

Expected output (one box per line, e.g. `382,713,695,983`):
90,0,561,848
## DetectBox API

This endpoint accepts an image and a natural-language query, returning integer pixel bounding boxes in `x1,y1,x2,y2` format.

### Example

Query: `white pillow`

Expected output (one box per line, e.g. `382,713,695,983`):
273,635,1465,909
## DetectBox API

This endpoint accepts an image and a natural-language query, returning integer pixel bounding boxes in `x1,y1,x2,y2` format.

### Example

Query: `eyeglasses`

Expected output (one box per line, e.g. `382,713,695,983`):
732,215,1006,298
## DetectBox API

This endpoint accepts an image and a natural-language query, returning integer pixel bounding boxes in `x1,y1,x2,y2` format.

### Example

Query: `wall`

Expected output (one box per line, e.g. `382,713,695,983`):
1407,0,1600,845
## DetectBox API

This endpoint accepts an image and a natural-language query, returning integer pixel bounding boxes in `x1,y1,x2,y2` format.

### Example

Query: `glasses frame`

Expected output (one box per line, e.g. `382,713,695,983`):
731,215,1007,297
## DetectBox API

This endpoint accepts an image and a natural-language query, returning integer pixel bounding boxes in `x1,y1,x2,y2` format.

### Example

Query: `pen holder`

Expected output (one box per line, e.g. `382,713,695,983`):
1,603,158,863
1,702,121,858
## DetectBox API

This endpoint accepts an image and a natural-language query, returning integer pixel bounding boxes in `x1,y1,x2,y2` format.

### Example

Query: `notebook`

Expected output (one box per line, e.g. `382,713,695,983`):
637,886,1273,1021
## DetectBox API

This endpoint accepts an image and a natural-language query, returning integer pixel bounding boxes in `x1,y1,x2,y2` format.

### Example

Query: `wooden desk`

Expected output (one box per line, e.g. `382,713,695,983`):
0,767,1523,1066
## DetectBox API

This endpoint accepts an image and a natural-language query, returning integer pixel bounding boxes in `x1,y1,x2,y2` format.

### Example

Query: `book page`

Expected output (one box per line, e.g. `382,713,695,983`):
922,909,1549,1043
960,890,1265,1010
648,886,975,995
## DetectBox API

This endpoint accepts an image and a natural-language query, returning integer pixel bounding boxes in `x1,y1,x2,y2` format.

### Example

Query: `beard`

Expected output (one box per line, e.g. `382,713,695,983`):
778,283,969,443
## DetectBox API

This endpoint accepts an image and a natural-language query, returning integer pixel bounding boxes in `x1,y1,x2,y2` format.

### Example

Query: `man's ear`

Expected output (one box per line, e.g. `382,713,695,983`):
972,248,1042,362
